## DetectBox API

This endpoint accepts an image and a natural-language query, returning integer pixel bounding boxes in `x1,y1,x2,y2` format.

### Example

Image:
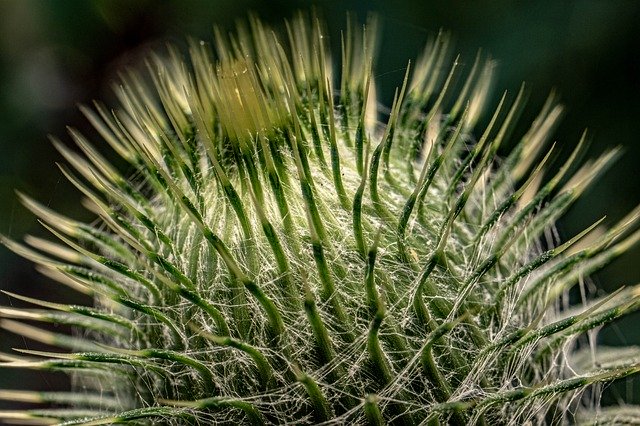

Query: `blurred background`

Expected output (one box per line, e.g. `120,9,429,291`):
0,0,639,411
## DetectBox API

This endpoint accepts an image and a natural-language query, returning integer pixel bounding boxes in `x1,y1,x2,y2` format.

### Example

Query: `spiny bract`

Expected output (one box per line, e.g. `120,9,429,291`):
1,13,640,426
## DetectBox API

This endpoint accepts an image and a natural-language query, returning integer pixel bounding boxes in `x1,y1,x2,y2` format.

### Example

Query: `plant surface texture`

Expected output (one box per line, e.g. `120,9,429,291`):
1,13,640,426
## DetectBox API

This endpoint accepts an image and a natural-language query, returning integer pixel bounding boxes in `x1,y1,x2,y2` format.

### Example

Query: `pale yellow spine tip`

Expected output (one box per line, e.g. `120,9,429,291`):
214,58,283,144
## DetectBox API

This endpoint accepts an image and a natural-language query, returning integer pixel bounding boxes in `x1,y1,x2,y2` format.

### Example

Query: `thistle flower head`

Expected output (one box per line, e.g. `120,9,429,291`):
1,12,640,425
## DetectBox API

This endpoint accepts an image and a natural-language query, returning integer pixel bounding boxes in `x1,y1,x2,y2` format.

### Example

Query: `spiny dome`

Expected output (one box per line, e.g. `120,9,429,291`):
1,12,640,426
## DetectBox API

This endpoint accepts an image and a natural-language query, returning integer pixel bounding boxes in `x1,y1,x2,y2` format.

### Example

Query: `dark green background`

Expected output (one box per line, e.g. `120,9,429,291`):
1,0,639,410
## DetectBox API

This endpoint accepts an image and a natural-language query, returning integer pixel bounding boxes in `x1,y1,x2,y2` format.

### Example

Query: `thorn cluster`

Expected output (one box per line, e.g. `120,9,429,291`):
1,12,640,425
